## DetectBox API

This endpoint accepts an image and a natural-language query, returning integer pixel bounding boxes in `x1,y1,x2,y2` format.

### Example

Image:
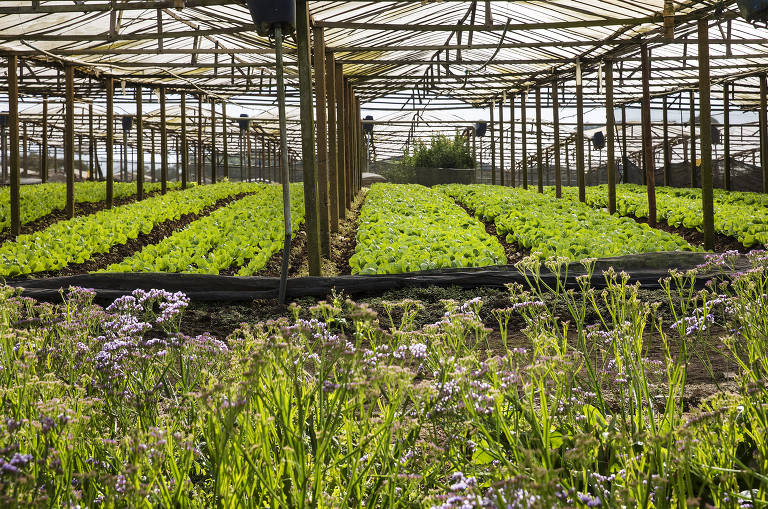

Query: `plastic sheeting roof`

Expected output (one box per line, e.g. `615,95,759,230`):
1,0,768,163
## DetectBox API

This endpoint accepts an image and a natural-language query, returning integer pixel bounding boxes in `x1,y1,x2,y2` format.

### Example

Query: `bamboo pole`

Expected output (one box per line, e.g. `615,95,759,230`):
197,95,203,184
41,96,48,183
641,44,657,226
222,101,228,179
89,102,95,181
552,79,561,198
690,89,697,187
490,101,496,185
64,64,75,218
723,83,731,191
8,55,20,236
181,93,188,188
663,95,671,186
698,18,714,251
106,77,114,207
297,0,322,276
314,26,330,256
576,76,585,202
326,53,339,231
521,91,527,189
761,74,768,193
160,87,168,193
509,93,515,187
136,85,144,199
606,60,617,214
536,87,543,193
336,63,347,219
499,95,505,186
210,99,217,184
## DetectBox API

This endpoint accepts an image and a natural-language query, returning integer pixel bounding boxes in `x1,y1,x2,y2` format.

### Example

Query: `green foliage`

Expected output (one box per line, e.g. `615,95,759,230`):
443,184,697,260
0,181,259,277
0,181,183,231
412,134,474,169
350,183,506,274
548,184,768,248
107,184,304,275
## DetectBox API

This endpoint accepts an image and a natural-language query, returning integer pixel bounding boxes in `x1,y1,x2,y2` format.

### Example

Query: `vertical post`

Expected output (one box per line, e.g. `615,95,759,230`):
345,81,353,208
536,87,543,193
326,53,339,231
509,93,515,187
272,140,278,182
641,44,657,226
356,96,362,192
521,91,528,189
621,105,627,176
41,96,48,183
22,122,27,177
106,77,114,207
336,63,347,218
64,64,75,218
260,135,265,181
8,55,20,236
565,140,570,186
297,0,322,276
151,128,156,183
490,101,496,185
552,79,561,198
160,87,168,193
698,18,714,251
89,102,95,181
723,83,731,191
136,85,144,200
690,89,697,187
314,26,330,256
222,101,228,179
576,73,586,202
210,99,217,184
761,74,768,193
197,95,203,184
499,95,505,186
663,95,671,186
606,60,617,214
181,93,188,189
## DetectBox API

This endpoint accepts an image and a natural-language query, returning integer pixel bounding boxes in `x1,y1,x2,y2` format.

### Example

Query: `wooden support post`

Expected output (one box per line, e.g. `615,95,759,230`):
41,96,48,183
509,93,515,187
690,89,697,187
499,95,505,186
64,64,75,218
641,44,657,226
336,63,347,219
106,77,114,207
160,87,168,193
345,81,353,209
151,128,156,183
326,53,339,231
136,85,144,199
221,101,228,179
621,105,627,176
181,93,188,189
536,87,543,193
210,100,217,184
197,95,203,184
297,0,322,276
565,141,570,186
761,74,768,193
314,26,330,256
8,55,20,236
490,101,496,185
552,79,561,198
260,135,265,181
89,102,95,181
22,122,27,177
698,18,714,250
663,95,671,186
576,76,586,202
272,140,278,182
521,91,528,189
723,83,731,191
356,96,362,192
606,60,617,214
587,140,592,186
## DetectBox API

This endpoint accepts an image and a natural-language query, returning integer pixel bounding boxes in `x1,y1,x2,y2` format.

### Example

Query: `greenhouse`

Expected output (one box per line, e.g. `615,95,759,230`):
1,0,768,507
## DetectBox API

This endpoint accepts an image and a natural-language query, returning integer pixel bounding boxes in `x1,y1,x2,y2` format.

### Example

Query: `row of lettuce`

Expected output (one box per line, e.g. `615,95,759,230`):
0,181,182,231
0,182,304,277
546,184,768,248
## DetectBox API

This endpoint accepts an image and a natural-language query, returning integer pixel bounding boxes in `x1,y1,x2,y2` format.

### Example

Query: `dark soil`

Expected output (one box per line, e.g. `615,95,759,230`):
454,201,530,265
241,227,308,278
0,191,164,245
19,193,251,278
330,193,365,275
634,216,750,254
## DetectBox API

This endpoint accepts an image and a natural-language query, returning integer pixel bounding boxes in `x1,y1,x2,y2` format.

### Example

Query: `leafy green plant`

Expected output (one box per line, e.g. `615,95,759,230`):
443,184,697,260
350,183,506,274
0,181,259,277
412,134,474,169
107,184,304,275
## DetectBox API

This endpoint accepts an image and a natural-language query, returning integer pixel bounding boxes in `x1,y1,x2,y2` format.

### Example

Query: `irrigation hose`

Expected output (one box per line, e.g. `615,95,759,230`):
275,25,292,305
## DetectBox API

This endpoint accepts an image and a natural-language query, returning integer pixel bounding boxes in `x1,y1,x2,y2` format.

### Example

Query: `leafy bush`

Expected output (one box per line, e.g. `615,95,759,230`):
412,134,474,169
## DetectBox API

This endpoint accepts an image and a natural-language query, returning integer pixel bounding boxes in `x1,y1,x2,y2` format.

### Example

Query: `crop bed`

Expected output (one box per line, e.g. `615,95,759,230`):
443,184,695,260
549,184,768,248
350,184,506,274
0,181,181,232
